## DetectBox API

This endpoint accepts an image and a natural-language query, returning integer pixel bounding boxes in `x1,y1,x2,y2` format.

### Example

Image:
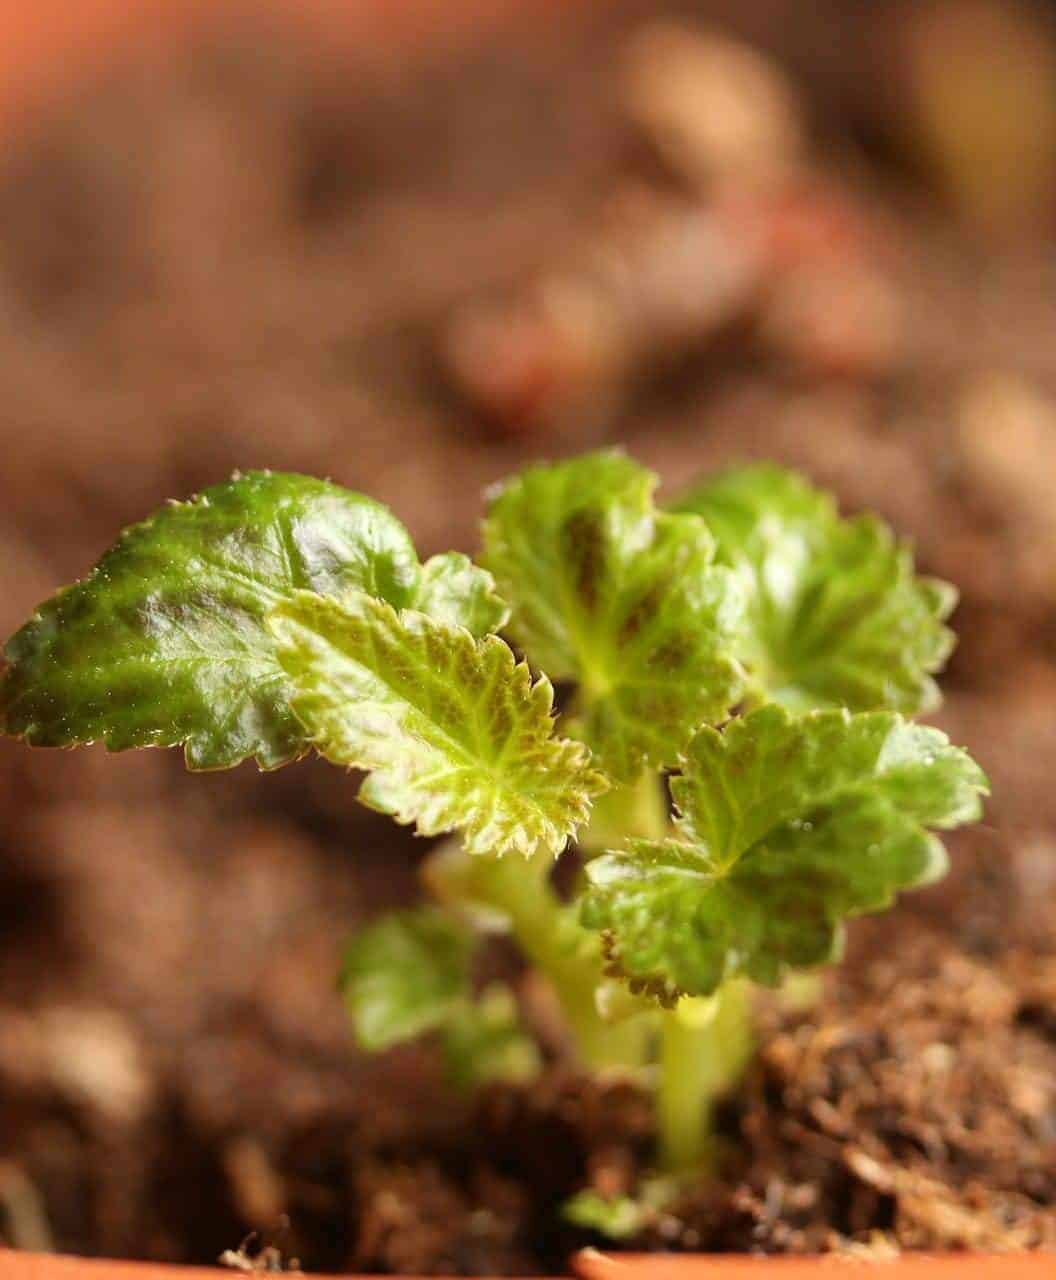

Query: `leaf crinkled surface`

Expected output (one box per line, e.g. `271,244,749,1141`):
0,471,506,770
581,704,988,1002
270,590,607,857
674,463,956,715
483,450,745,782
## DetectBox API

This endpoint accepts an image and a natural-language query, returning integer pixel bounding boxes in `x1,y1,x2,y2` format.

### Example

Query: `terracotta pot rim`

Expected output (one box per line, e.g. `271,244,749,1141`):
1,1247,1053,1279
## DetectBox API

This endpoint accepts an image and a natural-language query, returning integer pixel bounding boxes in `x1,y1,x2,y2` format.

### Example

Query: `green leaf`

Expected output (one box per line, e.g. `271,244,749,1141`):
441,984,541,1090
563,1192,650,1241
341,908,473,1052
343,913,540,1087
673,464,956,715
414,551,509,636
0,471,507,770
482,450,744,782
581,705,988,1002
563,1179,676,1241
269,591,607,857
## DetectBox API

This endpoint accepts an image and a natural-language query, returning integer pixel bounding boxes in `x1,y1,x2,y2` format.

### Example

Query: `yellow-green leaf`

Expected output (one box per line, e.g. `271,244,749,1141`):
270,591,607,856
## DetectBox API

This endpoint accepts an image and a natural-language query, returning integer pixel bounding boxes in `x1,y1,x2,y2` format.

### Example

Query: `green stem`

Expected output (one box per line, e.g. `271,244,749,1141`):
656,980,753,1174
486,854,653,1071
577,772,668,858
424,842,651,1072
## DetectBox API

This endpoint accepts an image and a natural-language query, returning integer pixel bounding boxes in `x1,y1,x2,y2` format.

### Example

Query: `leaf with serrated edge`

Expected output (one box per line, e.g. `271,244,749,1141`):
341,908,472,1051
483,450,744,782
414,551,509,636
0,471,507,770
581,705,988,1001
270,590,607,856
673,463,956,715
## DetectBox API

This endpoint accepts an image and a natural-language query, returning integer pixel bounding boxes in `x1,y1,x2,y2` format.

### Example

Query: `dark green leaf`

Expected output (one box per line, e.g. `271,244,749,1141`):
581,705,988,1001
0,471,506,770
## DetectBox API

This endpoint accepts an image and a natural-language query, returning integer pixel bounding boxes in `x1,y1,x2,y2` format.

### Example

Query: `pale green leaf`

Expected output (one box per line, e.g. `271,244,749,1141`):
0,471,507,770
269,591,607,856
483,450,744,782
581,705,987,1001
673,464,956,715
343,912,540,1086
441,983,541,1090
414,551,509,637
563,1178,676,1241
341,908,472,1051
563,1192,650,1241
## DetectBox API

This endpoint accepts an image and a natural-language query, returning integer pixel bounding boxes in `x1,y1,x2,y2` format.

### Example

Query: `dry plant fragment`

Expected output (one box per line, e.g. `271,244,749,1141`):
621,22,806,193
443,25,902,432
442,188,764,435
897,0,1056,232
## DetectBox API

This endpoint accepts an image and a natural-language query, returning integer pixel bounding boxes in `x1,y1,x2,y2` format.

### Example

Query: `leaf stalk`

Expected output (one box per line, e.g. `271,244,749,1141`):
656,979,753,1173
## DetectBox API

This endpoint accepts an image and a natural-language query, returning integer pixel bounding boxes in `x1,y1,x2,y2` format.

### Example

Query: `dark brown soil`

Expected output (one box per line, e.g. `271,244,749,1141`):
245,841,1056,1274
1,2,1055,1273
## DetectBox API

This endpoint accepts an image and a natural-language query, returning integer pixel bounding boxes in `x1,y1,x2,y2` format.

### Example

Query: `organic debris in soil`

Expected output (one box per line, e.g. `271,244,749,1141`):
218,1227,300,1274
689,925,1056,1255
252,866,1056,1274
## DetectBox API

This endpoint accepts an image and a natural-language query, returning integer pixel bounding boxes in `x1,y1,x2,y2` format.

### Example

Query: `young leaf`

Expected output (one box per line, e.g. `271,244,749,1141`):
563,1192,651,1241
440,984,541,1090
581,705,988,1002
341,908,473,1051
673,464,956,715
343,912,539,1087
563,1178,676,1241
482,451,744,782
269,591,607,857
414,551,510,636
0,472,507,770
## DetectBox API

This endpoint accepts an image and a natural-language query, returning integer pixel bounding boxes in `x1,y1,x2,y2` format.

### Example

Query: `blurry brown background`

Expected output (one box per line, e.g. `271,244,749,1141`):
1,0,1056,1271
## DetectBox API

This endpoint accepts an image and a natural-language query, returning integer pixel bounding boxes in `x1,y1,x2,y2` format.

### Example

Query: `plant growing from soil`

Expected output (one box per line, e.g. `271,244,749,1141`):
0,453,987,1206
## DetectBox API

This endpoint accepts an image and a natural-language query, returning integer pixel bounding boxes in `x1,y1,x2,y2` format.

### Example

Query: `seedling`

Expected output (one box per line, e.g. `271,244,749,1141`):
0,454,986,1188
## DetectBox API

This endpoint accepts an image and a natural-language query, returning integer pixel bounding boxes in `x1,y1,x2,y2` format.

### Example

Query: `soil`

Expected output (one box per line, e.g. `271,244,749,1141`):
1,1,1056,1273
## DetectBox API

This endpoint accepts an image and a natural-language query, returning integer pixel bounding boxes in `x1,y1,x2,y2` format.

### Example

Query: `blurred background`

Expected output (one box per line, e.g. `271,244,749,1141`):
1,0,1056,1271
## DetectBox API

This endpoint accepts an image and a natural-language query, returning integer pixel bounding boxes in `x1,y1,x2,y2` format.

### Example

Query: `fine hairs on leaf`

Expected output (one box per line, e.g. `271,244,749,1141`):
0,450,989,1180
